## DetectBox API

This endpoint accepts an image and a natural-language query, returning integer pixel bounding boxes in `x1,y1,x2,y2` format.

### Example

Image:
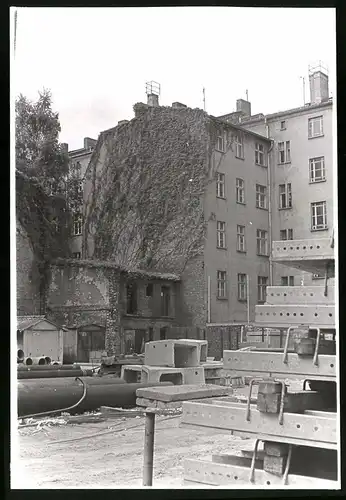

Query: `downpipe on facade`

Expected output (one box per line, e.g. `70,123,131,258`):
265,118,274,286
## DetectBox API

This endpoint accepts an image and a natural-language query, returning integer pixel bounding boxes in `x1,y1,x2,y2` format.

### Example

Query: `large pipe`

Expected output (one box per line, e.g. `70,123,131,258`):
17,349,24,361
18,376,126,390
18,381,173,417
25,357,46,366
17,369,94,380
18,364,80,371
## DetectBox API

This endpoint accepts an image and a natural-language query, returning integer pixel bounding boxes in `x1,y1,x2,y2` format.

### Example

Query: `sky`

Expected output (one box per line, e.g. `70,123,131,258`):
12,7,336,151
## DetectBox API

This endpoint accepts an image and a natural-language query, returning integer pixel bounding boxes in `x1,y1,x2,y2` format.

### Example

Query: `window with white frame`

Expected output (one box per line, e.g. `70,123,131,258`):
255,143,265,166
236,178,245,203
73,213,83,235
311,201,327,230
278,141,291,164
217,270,227,298
279,183,292,209
237,225,246,252
216,134,225,152
256,184,267,209
237,273,247,301
257,276,268,302
281,276,294,286
280,229,293,240
309,157,326,183
217,221,226,248
308,116,323,138
235,135,244,159
256,229,268,256
216,172,225,198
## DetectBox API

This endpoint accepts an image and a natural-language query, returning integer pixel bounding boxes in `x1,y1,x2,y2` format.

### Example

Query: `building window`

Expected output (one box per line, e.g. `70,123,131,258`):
280,229,293,240
72,252,81,259
308,116,323,138
216,172,225,198
281,276,295,286
256,184,267,209
235,135,244,159
255,143,265,166
217,221,226,249
126,282,138,314
236,178,245,204
258,276,268,302
237,225,246,252
237,273,247,301
216,134,225,152
146,283,153,297
309,157,326,183
73,213,83,235
280,120,286,130
161,286,170,316
278,141,291,164
311,201,327,230
256,229,268,256
217,271,227,299
279,183,292,209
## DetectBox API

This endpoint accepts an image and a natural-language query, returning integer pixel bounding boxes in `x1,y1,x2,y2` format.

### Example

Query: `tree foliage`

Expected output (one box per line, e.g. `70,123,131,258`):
15,89,81,263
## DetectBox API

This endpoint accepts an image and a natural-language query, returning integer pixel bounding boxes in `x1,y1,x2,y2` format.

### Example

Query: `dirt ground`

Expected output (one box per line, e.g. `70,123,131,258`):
13,381,304,489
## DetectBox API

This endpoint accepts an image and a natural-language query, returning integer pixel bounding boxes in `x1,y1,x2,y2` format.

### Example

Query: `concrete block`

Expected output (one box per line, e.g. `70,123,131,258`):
140,365,205,385
258,380,286,395
136,383,232,402
257,393,281,413
263,442,289,457
144,340,206,367
120,364,143,383
136,397,183,409
263,454,286,476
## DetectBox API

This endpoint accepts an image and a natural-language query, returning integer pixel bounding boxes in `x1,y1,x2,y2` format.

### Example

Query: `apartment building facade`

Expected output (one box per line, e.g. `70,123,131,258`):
204,121,272,324
67,137,96,258
219,66,334,288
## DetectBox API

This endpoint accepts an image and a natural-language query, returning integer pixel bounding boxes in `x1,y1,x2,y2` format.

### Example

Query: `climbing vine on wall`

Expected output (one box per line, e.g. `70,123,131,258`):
84,104,230,274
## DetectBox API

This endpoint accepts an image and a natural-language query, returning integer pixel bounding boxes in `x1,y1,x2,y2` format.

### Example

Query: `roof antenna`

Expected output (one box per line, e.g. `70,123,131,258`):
246,89,249,101
203,87,206,112
299,76,306,105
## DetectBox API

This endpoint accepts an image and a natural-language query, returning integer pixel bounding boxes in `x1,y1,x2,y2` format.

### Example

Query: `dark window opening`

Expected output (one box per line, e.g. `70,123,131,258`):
148,327,154,342
126,282,138,314
161,286,170,316
146,283,154,297
160,327,167,340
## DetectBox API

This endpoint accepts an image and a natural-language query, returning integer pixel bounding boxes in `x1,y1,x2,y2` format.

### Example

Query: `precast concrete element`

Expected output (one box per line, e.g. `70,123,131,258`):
144,340,205,368
121,364,143,383
136,383,232,402
265,286,335,305
255,304,335,327
140,365,205,385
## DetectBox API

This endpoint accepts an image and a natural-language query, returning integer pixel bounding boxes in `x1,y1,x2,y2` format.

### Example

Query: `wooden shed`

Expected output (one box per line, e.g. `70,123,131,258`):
17,316,64,362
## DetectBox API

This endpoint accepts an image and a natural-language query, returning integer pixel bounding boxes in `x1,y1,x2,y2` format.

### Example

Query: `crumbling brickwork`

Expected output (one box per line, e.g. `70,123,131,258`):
206,325,241,359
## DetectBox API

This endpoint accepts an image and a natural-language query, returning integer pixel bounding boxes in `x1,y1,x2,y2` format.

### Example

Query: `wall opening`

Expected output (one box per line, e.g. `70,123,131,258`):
126,282,138,314
159,373,183,385
174,344,199,368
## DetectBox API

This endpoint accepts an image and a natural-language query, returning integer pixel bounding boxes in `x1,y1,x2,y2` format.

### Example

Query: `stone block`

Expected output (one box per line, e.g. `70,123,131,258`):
263,442,289,457
140,365,205,385
257,393,281,413
263,454,286,476
144,340,204,367
258,380,286,395
136,383,232,402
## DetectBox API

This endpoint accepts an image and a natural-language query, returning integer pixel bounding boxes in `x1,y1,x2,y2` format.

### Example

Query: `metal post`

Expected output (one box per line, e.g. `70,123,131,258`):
246,275,250,324
143,411,155,486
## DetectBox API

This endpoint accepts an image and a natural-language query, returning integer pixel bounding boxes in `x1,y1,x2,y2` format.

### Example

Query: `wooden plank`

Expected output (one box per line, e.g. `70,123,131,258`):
184,459,338,487
223,351,336,379
181,402,337,448
265,286,335,305
255,304,335,327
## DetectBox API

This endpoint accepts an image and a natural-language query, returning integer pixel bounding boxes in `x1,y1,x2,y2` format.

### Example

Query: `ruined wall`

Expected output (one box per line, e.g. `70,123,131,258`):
206,325,241,359
16,222,41,315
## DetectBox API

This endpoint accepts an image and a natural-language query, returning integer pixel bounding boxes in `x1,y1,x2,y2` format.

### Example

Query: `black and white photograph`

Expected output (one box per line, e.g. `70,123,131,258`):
10,6,339,490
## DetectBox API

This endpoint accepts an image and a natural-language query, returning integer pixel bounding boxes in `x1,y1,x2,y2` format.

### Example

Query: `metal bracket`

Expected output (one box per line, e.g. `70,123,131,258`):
282,444,293,485
246,378,261,421
312,328,321,366
249,438,262,483
283,326,296,364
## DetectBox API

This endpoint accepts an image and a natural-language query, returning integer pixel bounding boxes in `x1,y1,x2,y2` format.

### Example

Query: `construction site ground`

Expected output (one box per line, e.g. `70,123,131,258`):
15,379,304,488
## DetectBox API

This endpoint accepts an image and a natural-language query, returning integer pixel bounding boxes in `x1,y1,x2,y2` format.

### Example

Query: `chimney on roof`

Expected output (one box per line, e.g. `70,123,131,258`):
236,99,251,118
147,94,159,107
61,143,68,153
172,102,187,109
309,64,329,104
84,137,97,150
